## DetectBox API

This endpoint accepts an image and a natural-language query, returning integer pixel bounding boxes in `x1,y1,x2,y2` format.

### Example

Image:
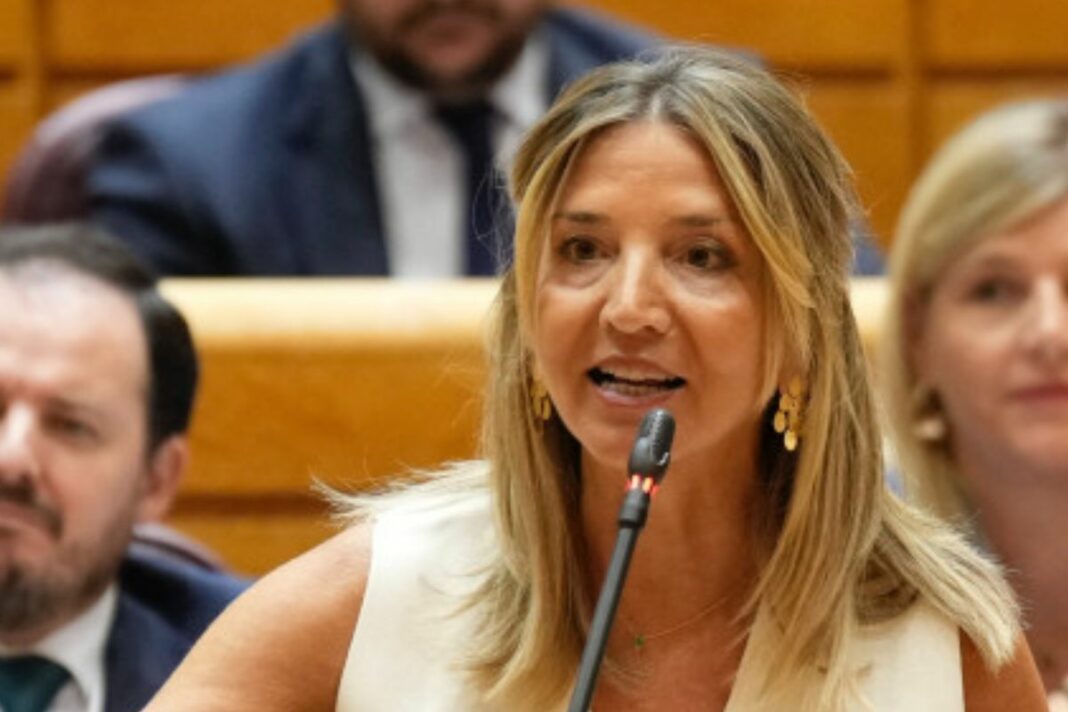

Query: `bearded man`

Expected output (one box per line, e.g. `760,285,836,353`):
0,224,243,712
86,1,663,277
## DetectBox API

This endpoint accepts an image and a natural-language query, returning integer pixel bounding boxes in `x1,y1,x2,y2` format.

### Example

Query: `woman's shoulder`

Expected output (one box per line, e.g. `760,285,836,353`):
854,598,1045,711
146,464,497,711
145,522,375,711
961,631,1046,711
845,598,964,708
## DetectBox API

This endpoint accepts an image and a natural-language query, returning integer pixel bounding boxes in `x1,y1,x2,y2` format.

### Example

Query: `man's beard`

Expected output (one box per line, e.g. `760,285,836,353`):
0,480,134,637
348,1,542,101
377,33,527,101
0,548,122,635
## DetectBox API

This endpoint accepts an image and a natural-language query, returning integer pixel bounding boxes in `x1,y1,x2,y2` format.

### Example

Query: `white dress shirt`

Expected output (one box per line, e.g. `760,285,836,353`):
0,586,117,712
351,35,548,278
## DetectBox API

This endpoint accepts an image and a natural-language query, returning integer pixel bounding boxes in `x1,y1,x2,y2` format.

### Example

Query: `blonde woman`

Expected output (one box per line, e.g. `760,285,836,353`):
881,99,1068,704
146,49,1043,710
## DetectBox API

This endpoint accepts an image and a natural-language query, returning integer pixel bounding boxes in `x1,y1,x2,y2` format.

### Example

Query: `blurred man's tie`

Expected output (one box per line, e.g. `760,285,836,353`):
434,100,510,276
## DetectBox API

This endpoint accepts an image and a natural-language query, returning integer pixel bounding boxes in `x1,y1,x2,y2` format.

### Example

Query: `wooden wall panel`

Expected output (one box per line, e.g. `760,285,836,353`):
47,0,334,71
0,0,35,182
0,0,31,66
0,0,30,57
168,501,336,575
574,0,906,70
0,84,35,188
6,0,1068,233
802,82,911,245
925,0,1068,68
924,80,1068,158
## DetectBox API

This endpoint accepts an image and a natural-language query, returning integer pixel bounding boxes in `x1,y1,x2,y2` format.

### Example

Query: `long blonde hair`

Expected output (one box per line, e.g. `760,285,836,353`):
341,47,1022,710
881,99,1068,521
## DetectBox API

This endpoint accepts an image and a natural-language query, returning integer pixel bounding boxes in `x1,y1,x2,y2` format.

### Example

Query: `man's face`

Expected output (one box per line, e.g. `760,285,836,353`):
340,0,549,100
0,266,177,645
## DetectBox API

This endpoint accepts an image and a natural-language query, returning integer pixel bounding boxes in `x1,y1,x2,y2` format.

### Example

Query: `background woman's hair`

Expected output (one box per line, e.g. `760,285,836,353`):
880,99,1068,521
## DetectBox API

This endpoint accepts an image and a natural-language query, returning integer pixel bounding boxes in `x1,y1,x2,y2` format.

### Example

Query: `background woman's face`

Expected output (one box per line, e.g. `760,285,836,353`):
914,197,1068,486
531,121,770,481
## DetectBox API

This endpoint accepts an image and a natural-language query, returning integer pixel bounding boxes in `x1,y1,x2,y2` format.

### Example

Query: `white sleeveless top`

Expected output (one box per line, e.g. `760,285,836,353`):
337,491,963,711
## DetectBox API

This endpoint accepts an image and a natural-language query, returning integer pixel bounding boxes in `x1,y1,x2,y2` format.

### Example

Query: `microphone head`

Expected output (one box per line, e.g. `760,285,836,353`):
627,409,675,483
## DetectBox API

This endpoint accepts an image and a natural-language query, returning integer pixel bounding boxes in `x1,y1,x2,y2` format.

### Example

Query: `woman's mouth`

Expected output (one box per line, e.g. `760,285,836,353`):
588,367,686,397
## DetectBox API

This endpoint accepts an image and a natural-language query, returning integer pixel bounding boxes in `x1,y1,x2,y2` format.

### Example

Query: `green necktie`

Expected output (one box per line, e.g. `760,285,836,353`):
0,655,71,712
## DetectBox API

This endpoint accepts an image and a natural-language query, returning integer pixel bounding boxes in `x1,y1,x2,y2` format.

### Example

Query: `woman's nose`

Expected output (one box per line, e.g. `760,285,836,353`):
0,406,41,486
1022,279,1068,364
600,250,672,337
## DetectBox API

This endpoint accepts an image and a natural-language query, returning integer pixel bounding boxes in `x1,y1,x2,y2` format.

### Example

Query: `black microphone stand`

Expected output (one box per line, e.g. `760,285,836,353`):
567,409,674,712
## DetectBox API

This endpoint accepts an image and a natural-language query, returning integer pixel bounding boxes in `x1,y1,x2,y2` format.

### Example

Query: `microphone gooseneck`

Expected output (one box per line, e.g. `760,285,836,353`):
568,409,676,712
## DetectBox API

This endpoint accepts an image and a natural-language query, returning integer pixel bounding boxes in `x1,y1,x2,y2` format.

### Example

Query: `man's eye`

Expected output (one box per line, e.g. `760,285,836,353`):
50,416,96,442
560,237,602,263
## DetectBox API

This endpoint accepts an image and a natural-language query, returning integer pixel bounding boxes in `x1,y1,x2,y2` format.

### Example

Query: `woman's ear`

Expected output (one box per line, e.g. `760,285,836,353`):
903,290,931,381
136,435,189,523
774,342,806,397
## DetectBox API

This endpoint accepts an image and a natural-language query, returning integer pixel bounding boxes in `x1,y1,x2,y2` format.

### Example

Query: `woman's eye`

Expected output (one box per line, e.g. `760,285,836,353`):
683,242,732,272
559,237,602,263
968,277,1021,304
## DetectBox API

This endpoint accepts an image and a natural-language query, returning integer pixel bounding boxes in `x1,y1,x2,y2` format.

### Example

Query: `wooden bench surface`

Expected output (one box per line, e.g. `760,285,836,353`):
160,277,886,573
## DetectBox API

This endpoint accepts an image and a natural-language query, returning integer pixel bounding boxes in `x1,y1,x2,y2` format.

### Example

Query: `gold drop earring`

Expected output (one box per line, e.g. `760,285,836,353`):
773,375,807,451
530,376,552,422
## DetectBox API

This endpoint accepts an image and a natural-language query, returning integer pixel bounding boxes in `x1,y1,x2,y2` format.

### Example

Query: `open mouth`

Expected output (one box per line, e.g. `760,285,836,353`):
588,367,686,397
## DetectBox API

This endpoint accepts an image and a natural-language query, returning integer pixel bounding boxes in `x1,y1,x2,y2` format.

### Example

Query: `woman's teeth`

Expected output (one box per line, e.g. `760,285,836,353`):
588,367,686,395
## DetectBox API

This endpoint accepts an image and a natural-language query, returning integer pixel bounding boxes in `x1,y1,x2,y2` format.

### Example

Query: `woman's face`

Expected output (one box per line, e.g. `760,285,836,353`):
914,197,1068,485
532,121,770,479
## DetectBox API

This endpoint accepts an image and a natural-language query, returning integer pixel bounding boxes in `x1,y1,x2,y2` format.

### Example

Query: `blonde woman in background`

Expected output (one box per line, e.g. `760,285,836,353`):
881,99,1068,706
144,49,1043,710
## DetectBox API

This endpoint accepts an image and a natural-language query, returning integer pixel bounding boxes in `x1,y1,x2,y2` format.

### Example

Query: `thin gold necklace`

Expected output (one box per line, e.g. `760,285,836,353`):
622,594,729,651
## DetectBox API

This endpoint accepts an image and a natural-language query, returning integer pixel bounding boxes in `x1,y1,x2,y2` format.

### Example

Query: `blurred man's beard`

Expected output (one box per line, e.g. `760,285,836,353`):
343,0,543,101
0,523,131,638
375,31,528,101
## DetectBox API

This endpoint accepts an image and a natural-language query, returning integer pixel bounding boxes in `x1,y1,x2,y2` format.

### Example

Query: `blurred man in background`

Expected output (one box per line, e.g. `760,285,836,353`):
87,0,664,277
0,224,243,712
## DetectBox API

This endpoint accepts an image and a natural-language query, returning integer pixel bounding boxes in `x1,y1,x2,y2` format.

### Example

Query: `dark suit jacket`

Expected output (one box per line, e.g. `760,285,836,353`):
87,9,660,276
102,545,246,712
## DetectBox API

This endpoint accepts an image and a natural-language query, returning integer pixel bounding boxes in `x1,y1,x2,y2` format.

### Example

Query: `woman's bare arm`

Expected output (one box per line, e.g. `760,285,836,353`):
962,633,1047,711
146,522,372,711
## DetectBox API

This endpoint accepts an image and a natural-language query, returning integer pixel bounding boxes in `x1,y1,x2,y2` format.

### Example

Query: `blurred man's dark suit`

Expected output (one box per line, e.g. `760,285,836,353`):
87,8,659,276
104,545,245,711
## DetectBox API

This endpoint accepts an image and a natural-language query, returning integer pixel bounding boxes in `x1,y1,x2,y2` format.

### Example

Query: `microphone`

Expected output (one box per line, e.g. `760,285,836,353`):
568,408,676,712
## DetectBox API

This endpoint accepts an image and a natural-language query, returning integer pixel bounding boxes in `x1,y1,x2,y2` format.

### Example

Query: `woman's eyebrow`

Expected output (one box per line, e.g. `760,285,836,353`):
551,211,604,224
672,214,732,228
550,213,734,226
958,251,1025,273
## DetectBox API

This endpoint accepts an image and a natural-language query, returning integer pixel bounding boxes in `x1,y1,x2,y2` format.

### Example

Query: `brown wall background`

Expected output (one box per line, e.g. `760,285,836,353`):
3,0,1068,244
1,1,1066,573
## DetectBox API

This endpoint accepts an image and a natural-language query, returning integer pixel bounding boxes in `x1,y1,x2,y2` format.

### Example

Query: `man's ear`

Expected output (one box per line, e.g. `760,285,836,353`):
136,435,189,523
